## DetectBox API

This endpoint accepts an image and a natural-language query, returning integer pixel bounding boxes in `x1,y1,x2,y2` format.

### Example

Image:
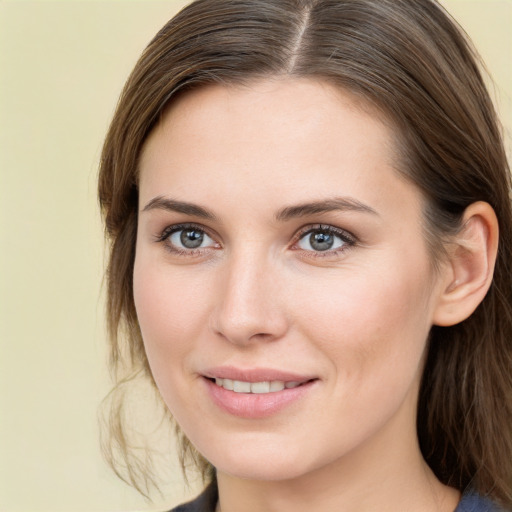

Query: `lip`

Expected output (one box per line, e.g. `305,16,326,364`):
202,366,315,383
202,366,318,419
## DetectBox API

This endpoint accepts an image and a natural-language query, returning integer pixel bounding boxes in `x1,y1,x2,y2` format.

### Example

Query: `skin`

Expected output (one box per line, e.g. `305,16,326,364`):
134,79,463,512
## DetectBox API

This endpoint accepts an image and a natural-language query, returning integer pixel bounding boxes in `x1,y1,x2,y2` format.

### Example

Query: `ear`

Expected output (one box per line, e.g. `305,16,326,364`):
433,201,499,327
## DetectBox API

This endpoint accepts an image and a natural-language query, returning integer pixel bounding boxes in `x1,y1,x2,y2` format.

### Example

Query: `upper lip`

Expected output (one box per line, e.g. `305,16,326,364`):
202,366,316,383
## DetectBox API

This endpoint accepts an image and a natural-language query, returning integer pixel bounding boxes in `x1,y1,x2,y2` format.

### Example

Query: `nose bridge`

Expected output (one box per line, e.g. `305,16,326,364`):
212,245,287,345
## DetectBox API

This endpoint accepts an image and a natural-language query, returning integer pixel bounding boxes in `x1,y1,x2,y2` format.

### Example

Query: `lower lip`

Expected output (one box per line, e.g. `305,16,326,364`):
204,378,316,419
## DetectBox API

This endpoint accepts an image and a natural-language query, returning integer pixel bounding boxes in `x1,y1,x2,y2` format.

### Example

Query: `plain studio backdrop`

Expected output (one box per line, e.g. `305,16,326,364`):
0,1,510,511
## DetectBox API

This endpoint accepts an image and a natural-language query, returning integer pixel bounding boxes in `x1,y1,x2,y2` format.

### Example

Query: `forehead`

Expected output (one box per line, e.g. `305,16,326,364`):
146,79,391,148
138,78,418,220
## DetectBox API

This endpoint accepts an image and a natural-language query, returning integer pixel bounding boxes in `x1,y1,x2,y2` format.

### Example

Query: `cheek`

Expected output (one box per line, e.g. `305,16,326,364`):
291,260,434,385
284,267,435,457
133,255,211,375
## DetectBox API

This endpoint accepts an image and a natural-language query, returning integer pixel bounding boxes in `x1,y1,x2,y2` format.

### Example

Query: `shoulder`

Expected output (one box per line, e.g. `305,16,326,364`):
455,489,509,512
167,482,218,512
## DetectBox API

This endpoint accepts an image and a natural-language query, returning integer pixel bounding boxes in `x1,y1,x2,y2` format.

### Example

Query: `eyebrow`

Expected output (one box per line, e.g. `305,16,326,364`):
275,197,378,222
141,195,378,222
141,196,217,220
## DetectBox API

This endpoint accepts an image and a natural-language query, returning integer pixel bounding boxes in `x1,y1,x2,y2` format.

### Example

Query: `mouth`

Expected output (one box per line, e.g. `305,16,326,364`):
207,377,312,394
202,369,318,418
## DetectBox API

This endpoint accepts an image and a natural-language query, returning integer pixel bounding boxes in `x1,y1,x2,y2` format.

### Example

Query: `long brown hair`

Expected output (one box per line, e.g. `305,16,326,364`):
98,0,512,504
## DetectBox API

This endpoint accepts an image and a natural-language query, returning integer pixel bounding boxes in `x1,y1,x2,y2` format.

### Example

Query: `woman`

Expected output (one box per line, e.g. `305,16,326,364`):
98,0,512,510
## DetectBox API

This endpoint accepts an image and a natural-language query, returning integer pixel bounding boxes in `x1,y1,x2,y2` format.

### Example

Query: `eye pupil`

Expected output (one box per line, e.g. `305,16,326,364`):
180,229,204,248
310,231,334,251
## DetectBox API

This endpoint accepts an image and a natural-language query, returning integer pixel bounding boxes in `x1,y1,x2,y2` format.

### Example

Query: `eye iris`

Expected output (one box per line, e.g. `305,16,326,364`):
180,229,204,248
310,231,334,251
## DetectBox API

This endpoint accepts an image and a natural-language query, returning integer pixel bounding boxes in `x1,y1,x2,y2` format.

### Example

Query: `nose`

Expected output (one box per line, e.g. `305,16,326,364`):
210,251,289,346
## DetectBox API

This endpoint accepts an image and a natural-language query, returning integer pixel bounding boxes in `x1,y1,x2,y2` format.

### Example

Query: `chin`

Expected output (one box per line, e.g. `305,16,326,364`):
215,457,310,482
197,434,325,482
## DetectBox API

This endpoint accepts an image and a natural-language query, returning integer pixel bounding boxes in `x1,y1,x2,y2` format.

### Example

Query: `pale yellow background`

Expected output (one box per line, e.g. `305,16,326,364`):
0,1,510,511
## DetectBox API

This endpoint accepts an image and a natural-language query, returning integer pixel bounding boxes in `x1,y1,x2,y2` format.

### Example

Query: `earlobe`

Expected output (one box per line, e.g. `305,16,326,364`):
433,201,499,327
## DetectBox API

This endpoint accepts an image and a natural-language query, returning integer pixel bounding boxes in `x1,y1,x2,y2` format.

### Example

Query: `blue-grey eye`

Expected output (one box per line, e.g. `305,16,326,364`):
169,228,215,249
298,229,345,252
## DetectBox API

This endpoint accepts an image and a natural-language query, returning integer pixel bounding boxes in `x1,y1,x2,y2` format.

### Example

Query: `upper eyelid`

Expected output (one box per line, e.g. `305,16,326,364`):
158,222,217,240
294,224,356,242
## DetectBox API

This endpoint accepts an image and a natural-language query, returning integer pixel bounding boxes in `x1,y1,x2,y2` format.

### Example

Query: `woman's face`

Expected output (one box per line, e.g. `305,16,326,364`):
134,79,449,481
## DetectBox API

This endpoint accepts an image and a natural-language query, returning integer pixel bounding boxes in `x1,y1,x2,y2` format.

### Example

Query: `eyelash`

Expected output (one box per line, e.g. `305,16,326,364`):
155,223,357,258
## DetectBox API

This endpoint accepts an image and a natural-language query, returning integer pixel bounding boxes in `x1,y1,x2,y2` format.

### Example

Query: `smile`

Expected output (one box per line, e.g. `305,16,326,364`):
214,378,302,394
204,371,317,418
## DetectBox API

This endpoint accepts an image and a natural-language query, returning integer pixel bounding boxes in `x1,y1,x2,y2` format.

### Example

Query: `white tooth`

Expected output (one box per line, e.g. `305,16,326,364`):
269,380,285,392
285,381,301,389
223,378,234,391
233,380,251,393
215,378,223,387
251,381,270,394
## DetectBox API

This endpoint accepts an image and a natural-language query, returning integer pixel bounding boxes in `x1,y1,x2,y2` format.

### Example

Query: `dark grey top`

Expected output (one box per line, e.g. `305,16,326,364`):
168,483,506,512
456,489,506,512
169,481,217,512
